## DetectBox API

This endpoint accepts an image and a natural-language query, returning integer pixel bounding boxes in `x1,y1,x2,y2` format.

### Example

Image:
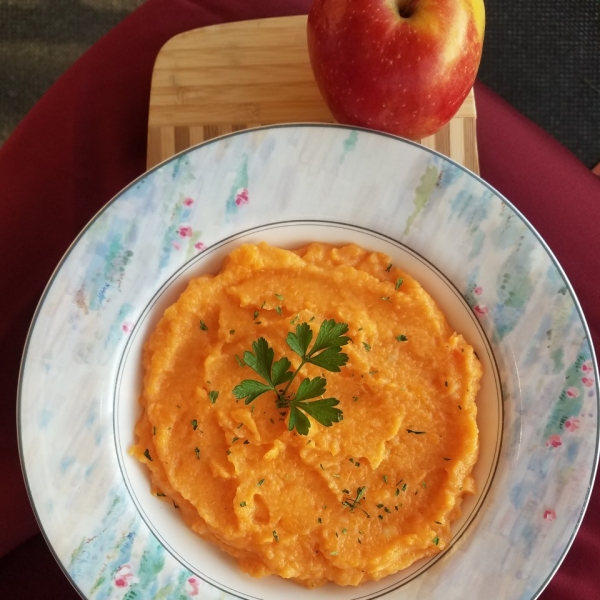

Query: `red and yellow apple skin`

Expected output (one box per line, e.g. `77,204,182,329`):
307,0,485,140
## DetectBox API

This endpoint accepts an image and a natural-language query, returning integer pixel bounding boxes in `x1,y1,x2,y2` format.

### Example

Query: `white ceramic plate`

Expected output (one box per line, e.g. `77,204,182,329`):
19,125,598,600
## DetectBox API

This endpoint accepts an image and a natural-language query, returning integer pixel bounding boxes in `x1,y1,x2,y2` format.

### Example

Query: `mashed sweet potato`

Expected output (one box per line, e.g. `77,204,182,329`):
132,242,481,587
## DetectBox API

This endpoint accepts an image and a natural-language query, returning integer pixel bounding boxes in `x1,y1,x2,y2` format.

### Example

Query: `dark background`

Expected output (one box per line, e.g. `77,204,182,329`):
1,0,598,169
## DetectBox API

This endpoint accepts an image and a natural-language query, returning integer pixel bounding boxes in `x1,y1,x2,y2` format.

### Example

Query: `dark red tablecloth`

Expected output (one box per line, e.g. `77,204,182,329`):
1,0,599,597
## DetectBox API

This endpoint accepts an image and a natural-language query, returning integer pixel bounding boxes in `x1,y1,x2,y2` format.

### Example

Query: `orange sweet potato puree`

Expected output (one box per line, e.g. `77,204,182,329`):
132,242,481,587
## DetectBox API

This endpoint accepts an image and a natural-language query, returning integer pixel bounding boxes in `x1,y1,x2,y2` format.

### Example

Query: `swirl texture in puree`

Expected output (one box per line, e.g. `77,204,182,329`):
132,242,481,587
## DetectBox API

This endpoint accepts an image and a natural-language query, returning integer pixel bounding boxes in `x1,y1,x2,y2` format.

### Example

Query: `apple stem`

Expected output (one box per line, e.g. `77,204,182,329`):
397,0,420,18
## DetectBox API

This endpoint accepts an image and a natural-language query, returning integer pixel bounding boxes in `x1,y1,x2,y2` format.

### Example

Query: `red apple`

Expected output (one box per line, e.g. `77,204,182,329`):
307,0,485,140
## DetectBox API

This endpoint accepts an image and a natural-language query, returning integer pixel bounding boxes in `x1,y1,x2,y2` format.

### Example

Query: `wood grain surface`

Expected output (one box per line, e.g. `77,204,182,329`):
147,15,479,174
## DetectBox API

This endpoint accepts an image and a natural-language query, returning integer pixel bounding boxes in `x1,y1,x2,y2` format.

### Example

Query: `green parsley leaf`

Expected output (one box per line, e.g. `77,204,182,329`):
275,306,282,315
310,319,350,354
195,447,200,459
274,293,284,301
243,337,273,382
432,536,440,545
288,405,311,435
240,501,247,507
257,479,265,486
208,390,219,404
272,530,279,542
307,346,349,372
199,320,208,331
363,342,371,352
271,357,294,387
396,334,408,342
293,397,342,429
232,379,273,405
294,376,327,402
385,263,392,272
286,322,313,358
191,419,198,430
395,278,403,290
143,449,152,461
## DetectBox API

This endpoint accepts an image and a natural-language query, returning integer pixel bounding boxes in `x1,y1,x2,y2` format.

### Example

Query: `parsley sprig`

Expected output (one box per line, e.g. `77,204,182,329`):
232,319,350,435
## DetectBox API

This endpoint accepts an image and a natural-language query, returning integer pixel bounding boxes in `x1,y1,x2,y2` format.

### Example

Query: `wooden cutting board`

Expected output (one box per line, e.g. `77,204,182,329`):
147,15,479,174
